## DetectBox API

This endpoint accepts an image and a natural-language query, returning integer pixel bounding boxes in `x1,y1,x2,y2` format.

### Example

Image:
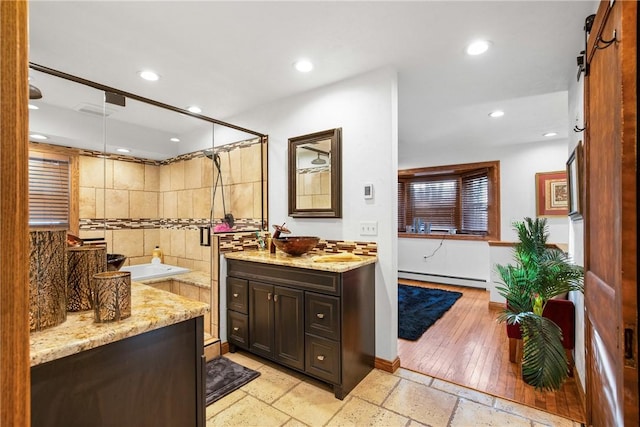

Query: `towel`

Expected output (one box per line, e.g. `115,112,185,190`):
311,252,362,263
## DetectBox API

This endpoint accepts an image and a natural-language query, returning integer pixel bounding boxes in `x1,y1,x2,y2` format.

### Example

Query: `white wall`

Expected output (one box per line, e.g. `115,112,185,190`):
399,140,571,294
223,68,400,362
568,69,586,389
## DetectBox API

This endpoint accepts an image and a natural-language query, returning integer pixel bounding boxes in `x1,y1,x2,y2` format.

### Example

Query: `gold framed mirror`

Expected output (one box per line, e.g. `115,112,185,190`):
288,128,342,218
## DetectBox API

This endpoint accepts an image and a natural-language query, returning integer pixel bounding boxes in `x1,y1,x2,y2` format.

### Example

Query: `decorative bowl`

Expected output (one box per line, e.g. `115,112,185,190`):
272,236,320,256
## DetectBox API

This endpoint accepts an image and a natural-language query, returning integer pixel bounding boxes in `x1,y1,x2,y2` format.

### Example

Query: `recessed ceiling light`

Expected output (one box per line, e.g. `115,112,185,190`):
116,148,131,153
170,137,180,142
488,110,505,118
138,70,160,81
543,132,558,137
294,59,314,73
28,104,39,110
466,40,491,56
30,133,48,140
187,106,202,114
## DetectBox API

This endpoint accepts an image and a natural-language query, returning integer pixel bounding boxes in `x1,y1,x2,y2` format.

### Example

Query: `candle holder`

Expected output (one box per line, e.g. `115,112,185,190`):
92,271,131,323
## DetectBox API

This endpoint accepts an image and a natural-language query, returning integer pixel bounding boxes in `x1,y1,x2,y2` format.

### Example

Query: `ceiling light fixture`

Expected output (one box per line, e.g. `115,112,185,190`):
30,133,48,140
116,148,131,153
294,59,314,73
543,132,558,137
170,137,180,142
28,104,39,110
187,106,202,114
488,110,505,118
466,40,491,56
138,70,160,81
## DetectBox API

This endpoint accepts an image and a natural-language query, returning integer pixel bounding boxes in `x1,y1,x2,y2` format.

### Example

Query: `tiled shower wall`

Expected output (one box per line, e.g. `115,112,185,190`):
78,140,264,274
296,168,331,209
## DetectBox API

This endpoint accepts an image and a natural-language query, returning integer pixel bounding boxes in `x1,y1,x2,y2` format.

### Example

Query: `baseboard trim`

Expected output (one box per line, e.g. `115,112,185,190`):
488,301,504,310
375,356,401,373
576,367,587,418
398,271,487,289
221,341,230,355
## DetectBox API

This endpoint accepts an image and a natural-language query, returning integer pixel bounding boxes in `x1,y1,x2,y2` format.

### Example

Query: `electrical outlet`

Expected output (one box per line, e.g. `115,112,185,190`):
360,221,378,236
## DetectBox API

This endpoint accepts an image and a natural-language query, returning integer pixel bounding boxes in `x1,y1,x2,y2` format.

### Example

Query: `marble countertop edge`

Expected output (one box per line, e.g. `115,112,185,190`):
30,282,209,367
223,250,377,273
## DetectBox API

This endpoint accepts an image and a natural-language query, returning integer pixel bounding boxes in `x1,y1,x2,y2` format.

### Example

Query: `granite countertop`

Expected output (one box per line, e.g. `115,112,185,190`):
30,282,209,367
138,270,211,289
224,250,377,273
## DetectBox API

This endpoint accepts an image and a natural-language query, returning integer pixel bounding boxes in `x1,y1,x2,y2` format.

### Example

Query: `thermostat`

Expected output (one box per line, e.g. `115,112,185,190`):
364,183,374,199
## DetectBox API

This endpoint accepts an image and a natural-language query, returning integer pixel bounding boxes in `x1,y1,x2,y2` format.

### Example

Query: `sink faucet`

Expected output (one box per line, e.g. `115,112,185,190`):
270,223,290,254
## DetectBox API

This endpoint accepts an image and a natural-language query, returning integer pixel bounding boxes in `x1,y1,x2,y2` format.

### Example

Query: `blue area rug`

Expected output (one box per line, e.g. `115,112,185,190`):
398,284,463,341
205,356,260,405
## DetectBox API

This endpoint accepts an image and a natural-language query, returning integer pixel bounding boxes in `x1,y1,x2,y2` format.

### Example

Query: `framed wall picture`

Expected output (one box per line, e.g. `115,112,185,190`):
567,141,584,220
535,170,569,217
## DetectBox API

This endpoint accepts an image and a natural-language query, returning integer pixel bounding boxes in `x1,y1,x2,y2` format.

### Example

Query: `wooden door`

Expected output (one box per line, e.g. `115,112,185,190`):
274,286,304,370
0,1,31,425
584,1,637,425
249,281,274,358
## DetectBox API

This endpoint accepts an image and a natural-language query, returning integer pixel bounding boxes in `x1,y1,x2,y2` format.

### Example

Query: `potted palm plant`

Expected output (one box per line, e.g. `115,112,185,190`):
496,217,584,391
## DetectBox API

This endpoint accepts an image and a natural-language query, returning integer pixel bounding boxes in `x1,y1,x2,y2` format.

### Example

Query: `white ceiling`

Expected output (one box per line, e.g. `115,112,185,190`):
27,0,597,162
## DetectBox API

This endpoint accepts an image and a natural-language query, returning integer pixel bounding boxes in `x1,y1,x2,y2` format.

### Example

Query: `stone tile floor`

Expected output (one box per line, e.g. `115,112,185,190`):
207,351,583,427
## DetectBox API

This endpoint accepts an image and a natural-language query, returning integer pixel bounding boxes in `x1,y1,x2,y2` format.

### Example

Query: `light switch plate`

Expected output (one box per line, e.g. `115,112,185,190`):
364,183,373,199
360,221,378,236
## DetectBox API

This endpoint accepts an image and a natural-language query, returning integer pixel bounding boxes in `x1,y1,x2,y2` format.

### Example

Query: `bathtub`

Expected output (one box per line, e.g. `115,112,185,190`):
120,263,190,281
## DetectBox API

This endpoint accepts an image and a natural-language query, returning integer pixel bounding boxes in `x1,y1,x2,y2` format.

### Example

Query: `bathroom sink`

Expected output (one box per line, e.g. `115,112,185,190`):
107,253,126,271
272,236,320,256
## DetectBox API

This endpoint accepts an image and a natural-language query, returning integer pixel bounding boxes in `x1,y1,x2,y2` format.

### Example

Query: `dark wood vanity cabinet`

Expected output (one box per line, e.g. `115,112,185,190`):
249,282,305,370
226,259,375,399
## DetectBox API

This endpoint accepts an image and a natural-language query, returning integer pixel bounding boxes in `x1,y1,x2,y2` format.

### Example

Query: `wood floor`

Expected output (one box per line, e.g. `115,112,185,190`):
397,279,585,423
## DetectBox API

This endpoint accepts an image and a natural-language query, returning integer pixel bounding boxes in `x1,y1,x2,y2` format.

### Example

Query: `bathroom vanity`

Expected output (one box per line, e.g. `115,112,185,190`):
224,251,376,399
30,283,208,427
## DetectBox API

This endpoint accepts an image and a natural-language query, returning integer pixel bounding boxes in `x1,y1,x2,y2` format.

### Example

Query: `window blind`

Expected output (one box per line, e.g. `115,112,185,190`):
407,178,458,229
29,152,70,228
398,181,406,231
398,167,491,235
461,171,488,232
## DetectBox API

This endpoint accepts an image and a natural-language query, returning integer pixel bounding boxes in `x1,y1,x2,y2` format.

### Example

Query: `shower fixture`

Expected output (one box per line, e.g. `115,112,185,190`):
29,84,43,99
311,153,327,165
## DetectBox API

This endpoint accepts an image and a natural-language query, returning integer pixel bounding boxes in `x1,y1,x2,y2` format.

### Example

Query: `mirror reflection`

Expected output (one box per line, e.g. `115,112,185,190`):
27,66,267,242
288,128,341,218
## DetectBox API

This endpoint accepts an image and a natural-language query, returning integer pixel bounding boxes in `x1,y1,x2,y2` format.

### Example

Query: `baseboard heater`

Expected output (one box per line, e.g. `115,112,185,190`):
398,270,487,289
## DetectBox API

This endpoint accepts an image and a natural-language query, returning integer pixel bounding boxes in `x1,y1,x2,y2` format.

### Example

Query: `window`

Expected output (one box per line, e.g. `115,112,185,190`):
398,161,500,240
28,148,77,229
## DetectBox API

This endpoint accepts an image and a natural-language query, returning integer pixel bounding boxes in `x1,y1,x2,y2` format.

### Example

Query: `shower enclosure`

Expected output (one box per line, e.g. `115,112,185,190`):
27,63,268,351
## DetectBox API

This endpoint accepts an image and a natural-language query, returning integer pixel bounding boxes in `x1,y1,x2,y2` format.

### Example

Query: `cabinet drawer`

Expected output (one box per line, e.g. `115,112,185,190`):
228,259,340,295
305,293,340,341
228,311,249,349
227,277,248,314
305,334,340,384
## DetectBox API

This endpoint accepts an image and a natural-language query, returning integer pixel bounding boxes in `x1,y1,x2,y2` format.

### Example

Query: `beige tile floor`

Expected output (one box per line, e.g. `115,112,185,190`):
206,351,582,427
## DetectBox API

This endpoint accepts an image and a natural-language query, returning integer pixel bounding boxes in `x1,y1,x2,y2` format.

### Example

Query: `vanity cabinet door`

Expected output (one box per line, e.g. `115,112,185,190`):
274,286,304,370
248,281,304,370
249,281,274,358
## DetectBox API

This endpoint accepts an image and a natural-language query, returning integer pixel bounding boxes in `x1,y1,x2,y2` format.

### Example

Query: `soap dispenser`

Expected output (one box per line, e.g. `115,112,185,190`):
152,246,163,264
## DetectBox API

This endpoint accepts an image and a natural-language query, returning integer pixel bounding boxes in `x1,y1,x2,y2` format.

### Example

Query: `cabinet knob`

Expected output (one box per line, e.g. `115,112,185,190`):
268,292,272,300
316,313,325,319
233,327,239,332
274,294,279,302
317,355,325,361
233,293,239,298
